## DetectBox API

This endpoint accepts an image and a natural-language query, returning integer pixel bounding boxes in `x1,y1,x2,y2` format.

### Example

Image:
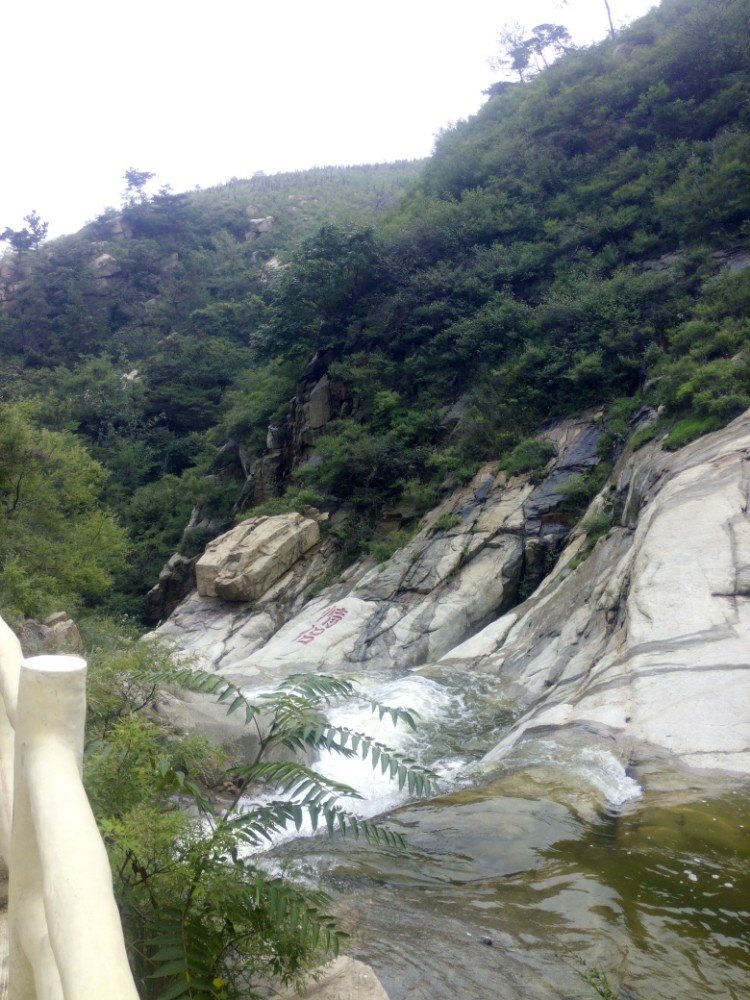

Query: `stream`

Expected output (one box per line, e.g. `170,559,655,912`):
243,668,750,999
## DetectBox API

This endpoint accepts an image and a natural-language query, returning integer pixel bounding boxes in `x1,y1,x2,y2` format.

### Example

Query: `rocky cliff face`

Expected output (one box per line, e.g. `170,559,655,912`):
241,352,353,509
156,410,750,776
147,353,352,621
457,409,750,776
155,413,599,682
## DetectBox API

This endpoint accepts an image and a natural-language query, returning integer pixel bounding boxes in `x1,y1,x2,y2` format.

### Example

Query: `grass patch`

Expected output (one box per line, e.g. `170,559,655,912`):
663,413,722,450
306,569,340,598
367,526,418,565
504,437,557,476
568,510,613,570
630,422,661,451
429,513,462,535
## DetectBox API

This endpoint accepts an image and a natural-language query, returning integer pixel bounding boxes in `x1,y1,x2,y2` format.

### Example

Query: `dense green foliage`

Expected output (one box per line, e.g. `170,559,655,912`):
0,163,421,616
1,0,749,620
0,403,127,618
83,630,437,998
1,2,749,993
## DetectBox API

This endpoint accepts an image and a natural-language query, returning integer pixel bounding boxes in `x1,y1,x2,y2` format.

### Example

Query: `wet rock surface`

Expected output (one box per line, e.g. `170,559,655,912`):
157,410,750,776
277,957,389,1000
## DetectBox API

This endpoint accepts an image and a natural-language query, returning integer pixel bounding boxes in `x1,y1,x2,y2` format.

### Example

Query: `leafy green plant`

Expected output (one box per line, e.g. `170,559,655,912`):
558,947,618,998
85,655,439,999
237,488,325,521
663,413,723,451
580,511,612,541
503,437,556,476
568,510,613,570
367,527,417,565
559,463,610,515
430,513,462,535
574,960,618,1000
630,422,661,451
0,402,128,619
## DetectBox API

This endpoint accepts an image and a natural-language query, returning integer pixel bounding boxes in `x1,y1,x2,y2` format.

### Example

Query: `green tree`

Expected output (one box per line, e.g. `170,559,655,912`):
123,167,156,207
491,22,571,81
0,402,128,618
263,224,390,359
1,210,49,259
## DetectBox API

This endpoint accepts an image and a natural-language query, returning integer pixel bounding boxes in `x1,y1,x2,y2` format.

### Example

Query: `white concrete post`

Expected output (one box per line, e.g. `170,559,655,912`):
0,618,22,861
6,655,139,1000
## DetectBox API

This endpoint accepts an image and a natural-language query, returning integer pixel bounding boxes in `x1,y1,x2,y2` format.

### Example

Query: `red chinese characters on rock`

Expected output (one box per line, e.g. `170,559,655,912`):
294,605,349,645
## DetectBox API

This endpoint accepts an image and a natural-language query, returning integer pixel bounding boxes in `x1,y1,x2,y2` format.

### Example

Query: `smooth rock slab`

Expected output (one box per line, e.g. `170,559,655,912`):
467,410,750,775
278,957,389,1000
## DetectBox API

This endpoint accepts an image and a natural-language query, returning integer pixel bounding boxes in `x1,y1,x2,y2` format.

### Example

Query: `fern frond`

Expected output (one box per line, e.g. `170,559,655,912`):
279,723,440,798
229,798,408,850
230,760,364,802
247,875,349,956
368,701,419,730
145,666,260,726
275,673,358,705
149,905,219,999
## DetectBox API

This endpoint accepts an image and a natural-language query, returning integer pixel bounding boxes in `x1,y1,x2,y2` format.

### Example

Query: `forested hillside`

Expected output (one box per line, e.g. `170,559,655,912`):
1,0,749,625
0,162,422,617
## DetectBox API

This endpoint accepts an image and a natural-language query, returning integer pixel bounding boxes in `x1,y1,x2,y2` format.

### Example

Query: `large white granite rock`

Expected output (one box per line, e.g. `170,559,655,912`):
459,411,750,775
195,514,320,602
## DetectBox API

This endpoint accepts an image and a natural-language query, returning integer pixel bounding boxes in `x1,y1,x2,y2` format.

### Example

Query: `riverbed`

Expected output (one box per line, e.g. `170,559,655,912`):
247,668,750,999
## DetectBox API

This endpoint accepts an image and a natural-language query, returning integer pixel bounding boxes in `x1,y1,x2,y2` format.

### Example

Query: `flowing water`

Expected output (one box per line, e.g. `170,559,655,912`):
245,668,750,999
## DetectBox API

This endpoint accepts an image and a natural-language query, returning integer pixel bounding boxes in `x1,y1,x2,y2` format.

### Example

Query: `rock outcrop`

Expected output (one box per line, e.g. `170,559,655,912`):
237,353,353,511
244,215,274,240
146,554,197,623
17,613,83,655
436,411,750,776
157,410,750,776
156,415,599,683
195,514,320,602
147,354,355,622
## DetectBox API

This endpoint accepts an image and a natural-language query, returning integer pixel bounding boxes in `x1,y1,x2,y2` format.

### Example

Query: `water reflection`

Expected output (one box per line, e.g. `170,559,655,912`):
256,666,750,999
275,776,750,999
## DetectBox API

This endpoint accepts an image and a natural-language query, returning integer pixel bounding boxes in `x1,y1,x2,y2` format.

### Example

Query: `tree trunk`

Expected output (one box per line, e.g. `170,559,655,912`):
603,0,616,38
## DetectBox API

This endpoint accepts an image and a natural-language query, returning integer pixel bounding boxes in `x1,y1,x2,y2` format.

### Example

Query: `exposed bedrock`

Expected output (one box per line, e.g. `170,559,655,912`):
157,409,750,775
155,415,597,693
438,411,750,775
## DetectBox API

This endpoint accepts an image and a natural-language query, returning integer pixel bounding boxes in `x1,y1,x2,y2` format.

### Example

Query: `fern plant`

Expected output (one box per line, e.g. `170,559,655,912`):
85,657,439,999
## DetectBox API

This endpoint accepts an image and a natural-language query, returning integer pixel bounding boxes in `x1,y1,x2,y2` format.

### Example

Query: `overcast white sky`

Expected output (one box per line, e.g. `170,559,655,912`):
3,0,657,238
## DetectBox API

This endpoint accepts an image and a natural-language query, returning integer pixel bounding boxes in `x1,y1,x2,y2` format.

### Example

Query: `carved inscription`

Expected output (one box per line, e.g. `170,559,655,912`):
294,605,349,645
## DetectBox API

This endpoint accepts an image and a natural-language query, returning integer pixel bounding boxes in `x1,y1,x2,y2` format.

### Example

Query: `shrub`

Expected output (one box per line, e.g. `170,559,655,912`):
559,463,610,513
504,437,557,476
430,513,462,534
581,511,612,541
238,488,325,521
85,653,439,999
398,477,441,515
368,528,416,564
663,414,722,450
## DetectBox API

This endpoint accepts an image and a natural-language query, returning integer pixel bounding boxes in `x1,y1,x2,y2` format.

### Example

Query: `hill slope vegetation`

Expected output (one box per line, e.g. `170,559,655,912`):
1,0,749,622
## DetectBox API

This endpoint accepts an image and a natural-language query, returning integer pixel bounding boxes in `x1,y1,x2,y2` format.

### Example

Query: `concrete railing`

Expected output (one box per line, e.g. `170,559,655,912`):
0,617,138,999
